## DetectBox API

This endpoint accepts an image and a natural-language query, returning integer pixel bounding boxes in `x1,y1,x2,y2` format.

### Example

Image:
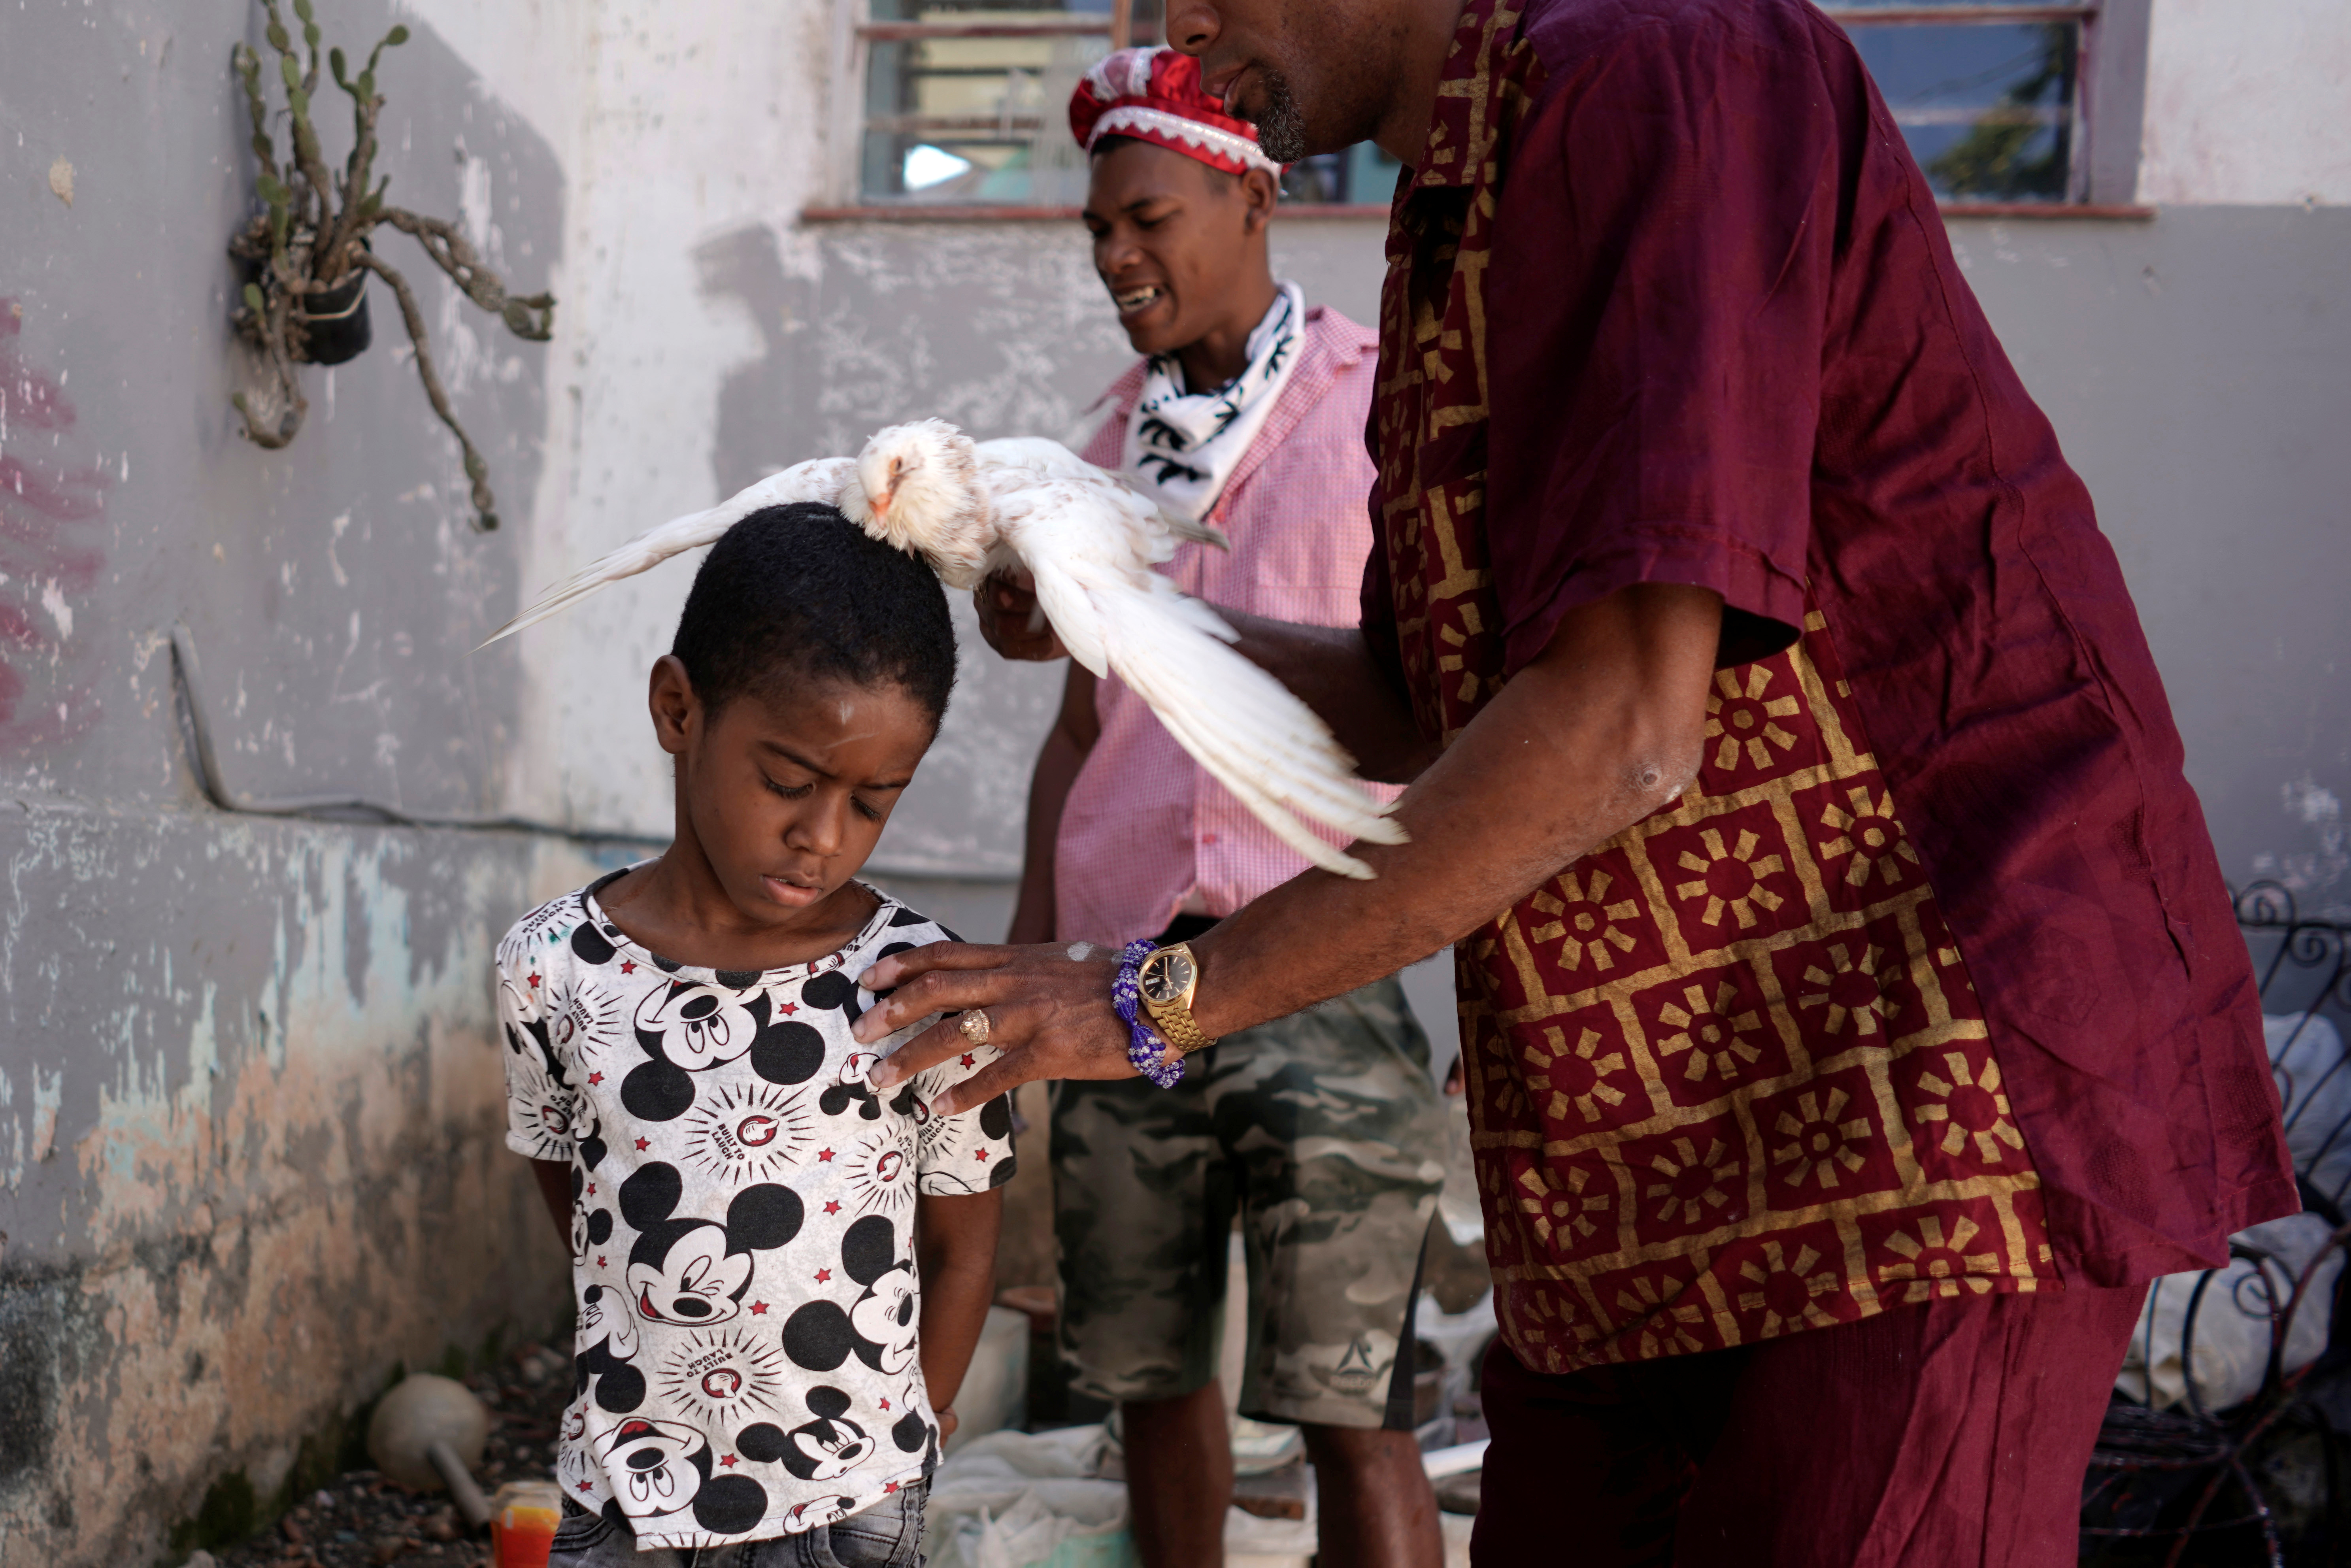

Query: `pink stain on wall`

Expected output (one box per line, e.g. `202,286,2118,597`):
0,297,106,750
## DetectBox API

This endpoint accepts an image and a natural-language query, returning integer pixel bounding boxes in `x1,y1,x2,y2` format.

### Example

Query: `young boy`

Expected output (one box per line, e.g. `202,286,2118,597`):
498,502,1012,1566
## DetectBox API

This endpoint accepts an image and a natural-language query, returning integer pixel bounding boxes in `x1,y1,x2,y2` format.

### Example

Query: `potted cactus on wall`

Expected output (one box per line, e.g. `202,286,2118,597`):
228,0,553,530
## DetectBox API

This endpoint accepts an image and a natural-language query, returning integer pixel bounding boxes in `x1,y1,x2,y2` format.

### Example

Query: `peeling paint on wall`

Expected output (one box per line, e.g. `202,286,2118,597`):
0,0,580,1561
0,809,608,1564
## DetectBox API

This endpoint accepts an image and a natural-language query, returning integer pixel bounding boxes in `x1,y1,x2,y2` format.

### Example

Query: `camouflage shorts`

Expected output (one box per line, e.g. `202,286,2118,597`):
1051,975,1447,1430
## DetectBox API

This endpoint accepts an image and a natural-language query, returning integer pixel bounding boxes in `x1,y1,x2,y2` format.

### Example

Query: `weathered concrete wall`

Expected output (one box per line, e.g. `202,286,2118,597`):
0,0,591,1560
0,816,605,1560
472,0,846,842
1946,207,2351,916
2140,0,2351,207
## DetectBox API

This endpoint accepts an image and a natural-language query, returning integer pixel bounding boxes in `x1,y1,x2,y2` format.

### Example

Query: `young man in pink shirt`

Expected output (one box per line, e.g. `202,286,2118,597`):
1004,48,1445,1568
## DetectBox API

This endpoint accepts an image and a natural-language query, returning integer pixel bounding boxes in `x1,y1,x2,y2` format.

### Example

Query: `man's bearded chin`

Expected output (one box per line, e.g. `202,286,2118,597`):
1246,68,1312,164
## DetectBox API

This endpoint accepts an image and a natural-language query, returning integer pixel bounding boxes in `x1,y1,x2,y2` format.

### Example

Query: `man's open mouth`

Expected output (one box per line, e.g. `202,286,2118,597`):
1115,285,1165,315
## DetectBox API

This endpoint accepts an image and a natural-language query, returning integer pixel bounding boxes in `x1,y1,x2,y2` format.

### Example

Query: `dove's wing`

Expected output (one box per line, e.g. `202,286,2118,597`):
479,457,858,646
975,437,1227,556
975,436,1098,479
997,478,1404,881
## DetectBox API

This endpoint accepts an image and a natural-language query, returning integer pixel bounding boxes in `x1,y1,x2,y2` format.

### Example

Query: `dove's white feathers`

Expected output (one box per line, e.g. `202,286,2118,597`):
942,425,1404,879
998,475,1404,878
483,420,1404,879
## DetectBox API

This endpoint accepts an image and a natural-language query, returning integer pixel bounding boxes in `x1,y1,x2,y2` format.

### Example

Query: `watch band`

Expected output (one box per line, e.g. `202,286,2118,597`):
1142,992,1217,1056
1139,943,1218,1058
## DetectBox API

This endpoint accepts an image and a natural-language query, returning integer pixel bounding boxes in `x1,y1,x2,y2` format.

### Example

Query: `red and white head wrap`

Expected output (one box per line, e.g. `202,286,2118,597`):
1067,46,1282,178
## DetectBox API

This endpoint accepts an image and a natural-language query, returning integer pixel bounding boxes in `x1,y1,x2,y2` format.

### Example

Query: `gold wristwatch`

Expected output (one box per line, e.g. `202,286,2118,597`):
1137,943,1217,1061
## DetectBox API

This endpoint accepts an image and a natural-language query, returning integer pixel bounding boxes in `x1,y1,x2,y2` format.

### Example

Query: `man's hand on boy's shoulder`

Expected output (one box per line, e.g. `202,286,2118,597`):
857,940,1135,1116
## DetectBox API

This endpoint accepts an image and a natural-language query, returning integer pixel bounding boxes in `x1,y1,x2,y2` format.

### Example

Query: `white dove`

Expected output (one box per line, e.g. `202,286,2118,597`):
484,419,1405,878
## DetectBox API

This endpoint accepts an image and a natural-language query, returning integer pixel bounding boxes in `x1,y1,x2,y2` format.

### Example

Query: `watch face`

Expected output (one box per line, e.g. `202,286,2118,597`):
1140,950,1195,1005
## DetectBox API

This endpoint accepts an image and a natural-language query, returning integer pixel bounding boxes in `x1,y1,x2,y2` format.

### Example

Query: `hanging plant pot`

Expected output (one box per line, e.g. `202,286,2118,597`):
295,263,372,366
225,4,553,526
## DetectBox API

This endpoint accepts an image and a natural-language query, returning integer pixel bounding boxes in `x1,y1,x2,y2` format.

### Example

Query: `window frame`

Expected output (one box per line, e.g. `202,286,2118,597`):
811,0,1396,220
817,0,1130,218
1817,0,2154,215
807,0,2153,222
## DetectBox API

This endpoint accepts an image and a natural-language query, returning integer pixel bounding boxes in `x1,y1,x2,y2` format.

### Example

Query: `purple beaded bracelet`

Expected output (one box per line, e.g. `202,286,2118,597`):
1111,938,1185,1089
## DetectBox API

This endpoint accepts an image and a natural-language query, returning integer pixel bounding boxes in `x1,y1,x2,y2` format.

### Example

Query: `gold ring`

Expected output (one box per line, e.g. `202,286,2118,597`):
959,1009,991,1046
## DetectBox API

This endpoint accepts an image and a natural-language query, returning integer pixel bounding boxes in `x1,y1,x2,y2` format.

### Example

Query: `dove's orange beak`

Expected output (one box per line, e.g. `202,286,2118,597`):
869,455,906,521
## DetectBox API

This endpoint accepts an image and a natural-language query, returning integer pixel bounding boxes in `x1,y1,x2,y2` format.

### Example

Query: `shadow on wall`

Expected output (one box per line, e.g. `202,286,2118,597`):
695,226,820,500
781,220,1136,459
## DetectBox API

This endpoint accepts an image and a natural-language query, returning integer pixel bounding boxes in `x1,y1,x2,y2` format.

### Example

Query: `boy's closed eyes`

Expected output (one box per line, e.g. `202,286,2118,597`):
611,665,935,958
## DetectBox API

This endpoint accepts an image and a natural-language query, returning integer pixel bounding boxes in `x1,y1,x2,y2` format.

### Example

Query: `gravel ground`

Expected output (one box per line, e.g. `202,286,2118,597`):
209,1338,576,1568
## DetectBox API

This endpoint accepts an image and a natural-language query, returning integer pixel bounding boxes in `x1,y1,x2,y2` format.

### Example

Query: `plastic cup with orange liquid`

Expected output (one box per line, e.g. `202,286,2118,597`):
489,1479,564,1568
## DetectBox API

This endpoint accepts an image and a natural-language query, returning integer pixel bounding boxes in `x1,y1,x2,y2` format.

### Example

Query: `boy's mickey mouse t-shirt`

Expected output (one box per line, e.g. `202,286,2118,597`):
497,872,1015,1549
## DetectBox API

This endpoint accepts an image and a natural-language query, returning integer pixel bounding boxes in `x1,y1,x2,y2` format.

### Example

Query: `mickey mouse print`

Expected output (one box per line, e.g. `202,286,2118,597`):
498,872,1016,1550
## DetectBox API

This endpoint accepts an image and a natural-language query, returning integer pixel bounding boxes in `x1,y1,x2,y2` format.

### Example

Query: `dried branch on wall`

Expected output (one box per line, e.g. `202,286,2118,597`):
226,0,553,530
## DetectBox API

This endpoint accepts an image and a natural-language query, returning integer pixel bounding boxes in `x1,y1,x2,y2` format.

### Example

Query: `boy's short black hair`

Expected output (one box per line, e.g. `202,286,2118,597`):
671,502,956,726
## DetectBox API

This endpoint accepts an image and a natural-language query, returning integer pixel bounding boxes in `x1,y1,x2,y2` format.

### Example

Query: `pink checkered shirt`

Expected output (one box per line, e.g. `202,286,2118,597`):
1055,305,1398,947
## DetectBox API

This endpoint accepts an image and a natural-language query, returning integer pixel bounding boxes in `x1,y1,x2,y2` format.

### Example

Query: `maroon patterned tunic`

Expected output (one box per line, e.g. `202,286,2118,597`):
1361,0,2294,1372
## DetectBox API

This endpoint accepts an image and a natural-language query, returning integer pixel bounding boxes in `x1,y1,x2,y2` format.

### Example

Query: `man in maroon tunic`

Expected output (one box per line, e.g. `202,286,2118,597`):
853,0,2297,1559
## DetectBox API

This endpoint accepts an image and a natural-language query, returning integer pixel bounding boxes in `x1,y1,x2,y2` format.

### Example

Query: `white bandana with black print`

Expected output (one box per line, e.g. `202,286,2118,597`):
1122,280,1305,522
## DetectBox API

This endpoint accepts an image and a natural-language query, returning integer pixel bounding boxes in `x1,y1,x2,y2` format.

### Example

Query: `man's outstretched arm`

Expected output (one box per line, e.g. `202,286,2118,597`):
869,581,1723,1113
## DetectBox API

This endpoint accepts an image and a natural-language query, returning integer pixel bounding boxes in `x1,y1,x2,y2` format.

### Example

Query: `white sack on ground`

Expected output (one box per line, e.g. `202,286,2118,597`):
2270,1011,2351,1203
2115,1212,2344,1412
925,1425,1317,1568
1418,1289,1498,1376
945,1306,1032,1456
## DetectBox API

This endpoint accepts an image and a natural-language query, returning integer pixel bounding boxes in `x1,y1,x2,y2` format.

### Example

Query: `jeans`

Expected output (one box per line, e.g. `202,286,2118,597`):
547,1483,926,1568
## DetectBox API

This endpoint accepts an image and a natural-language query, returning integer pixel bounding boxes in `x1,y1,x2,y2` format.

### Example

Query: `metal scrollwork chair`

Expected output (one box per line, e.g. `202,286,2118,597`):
2081,883,2351,1566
